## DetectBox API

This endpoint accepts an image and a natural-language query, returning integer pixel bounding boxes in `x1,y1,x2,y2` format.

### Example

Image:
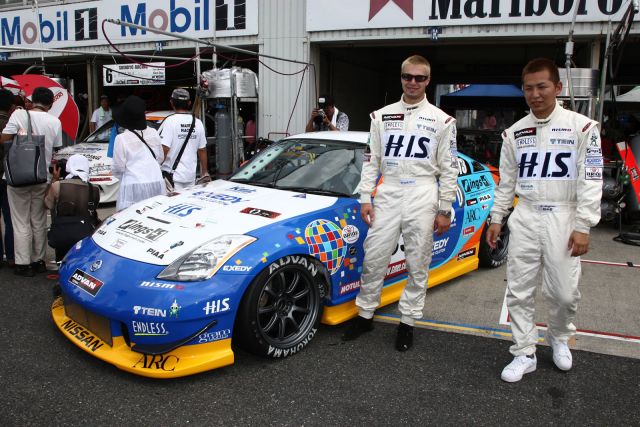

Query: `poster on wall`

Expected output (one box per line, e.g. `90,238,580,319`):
307,0,632,32
0,0,258,50
103,62,166,86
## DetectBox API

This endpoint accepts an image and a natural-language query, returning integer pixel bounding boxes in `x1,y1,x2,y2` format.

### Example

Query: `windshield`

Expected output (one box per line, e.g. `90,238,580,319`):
230,139,364,196
83,120,162,143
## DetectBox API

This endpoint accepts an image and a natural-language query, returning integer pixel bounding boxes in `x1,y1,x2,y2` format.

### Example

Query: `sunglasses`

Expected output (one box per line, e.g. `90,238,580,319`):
401,73,429,83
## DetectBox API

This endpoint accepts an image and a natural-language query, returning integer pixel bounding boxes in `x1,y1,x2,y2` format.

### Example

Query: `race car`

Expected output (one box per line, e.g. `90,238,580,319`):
51,131,509,378
52,111,174,203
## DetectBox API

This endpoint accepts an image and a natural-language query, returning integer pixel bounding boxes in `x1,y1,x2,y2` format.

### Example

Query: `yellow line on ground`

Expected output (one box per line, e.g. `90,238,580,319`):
374,314,545,342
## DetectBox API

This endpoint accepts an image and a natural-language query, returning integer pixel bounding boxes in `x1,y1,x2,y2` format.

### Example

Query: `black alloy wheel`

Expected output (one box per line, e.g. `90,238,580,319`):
235,258,323,358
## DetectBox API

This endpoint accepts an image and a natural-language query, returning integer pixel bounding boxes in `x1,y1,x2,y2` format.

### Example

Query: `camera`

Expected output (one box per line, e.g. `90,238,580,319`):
313,97,327,127
49,158,67,175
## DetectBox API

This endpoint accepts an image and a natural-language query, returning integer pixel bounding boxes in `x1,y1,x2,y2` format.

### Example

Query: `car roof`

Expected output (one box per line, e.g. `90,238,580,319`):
285,131,369,145
145,110,174,122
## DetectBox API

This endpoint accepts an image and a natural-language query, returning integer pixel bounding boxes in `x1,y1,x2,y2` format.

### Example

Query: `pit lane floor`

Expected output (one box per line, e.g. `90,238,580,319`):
378,223,640,360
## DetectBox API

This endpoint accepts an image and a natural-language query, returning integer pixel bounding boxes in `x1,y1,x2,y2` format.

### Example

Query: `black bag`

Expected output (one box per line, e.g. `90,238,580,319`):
48,215,96,249
4,110,48,187
161,114,196,192
47,181,99,250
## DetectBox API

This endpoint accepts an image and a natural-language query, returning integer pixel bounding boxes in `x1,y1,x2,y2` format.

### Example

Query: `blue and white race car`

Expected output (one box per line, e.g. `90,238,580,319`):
52,131,509,378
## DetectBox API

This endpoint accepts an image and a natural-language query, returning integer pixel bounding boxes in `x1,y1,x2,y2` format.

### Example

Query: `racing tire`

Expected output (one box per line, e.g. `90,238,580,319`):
478,220,510,268
235,257,323,359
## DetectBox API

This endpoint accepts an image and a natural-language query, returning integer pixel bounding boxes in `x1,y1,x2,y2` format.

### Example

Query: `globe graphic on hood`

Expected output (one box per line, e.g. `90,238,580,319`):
304,219,346,275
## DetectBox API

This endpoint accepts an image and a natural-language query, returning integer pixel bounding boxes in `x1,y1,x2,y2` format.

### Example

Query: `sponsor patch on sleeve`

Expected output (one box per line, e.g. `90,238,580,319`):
584,157,603,167
581,121,593,132
585,167,603,180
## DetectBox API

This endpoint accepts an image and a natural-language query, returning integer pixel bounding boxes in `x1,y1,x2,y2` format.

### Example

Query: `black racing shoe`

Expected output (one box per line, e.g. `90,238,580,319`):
31,260,47,274
341,316,374,341
14,264,35,277
395,322,414,352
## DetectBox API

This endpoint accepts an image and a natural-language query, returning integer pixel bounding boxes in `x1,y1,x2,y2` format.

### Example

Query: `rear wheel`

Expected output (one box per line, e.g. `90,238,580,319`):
235,258,323,358
479,219,510,268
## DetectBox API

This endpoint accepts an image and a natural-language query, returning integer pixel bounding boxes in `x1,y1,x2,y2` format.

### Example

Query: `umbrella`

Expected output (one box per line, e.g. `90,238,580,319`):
0,76,23,96
10,74,79,145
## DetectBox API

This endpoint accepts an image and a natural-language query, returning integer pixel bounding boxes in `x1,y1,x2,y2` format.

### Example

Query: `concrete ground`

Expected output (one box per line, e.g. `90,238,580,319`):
379,222,640,359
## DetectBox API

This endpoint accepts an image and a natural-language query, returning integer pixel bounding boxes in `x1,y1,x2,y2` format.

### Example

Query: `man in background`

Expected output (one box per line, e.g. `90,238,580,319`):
159,89,209,190
89,95,111,133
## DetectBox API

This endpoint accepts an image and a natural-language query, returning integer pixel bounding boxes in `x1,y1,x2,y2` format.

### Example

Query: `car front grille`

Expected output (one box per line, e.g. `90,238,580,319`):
64,299,113,347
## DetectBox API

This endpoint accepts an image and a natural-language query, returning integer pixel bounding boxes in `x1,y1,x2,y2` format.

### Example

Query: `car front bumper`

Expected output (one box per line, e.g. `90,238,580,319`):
51,297,235,378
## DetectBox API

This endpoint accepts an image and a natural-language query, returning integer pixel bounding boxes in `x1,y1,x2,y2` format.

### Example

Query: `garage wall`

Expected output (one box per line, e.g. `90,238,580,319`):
257,0,311,139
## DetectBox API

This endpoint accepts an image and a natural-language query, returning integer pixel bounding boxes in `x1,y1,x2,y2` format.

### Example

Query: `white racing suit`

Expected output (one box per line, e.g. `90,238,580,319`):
491,103,602,356
356,95,459,326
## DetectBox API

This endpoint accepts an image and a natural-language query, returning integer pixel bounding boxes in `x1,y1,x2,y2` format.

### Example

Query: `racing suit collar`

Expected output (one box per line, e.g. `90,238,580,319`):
531,101,562,127
400,94,428,112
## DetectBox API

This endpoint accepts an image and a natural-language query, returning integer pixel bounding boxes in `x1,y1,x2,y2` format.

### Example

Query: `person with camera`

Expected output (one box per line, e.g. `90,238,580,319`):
1,87,62,276
304,95,349,132
159,88,209,191
45,154,100,263
342,55,459,351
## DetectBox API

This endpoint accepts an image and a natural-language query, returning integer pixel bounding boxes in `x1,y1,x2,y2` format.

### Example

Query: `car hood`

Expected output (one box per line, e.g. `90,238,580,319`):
55,142,112,177
92,180,339,265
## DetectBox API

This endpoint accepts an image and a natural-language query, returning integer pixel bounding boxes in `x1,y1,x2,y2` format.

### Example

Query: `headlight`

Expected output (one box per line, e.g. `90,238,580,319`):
157,235,256,282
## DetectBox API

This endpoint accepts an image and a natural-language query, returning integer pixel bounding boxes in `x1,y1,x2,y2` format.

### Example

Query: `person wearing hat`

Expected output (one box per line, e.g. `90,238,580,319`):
111,95,165,211
89,95,112,133
159,88,209,190
45,154,100,262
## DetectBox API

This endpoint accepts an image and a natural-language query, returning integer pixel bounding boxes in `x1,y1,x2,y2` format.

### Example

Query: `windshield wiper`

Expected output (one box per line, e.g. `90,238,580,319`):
228,178,275,188
275,185,350,197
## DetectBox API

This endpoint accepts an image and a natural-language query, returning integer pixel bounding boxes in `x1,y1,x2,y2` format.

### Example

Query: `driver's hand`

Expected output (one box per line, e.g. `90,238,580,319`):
486,223,502,250
361,203,375,226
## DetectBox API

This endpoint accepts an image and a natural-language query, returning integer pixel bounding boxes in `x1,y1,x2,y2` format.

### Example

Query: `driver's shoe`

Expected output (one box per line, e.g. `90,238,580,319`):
341,316,374,341
395,322,414,352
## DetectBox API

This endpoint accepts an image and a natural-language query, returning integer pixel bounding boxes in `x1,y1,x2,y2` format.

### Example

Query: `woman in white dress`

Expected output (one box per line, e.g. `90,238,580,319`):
111,96,165,211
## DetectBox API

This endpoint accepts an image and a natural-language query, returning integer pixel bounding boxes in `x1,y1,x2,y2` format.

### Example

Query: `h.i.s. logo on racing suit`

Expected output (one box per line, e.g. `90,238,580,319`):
383,133,432,160
517,149,577,180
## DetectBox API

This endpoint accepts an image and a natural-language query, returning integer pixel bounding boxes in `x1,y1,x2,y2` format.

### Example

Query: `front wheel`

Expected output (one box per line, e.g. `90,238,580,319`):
479,219,510,268
235,258,323,358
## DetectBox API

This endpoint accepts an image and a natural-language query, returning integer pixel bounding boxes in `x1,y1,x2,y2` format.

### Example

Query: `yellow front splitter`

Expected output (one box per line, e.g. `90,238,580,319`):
51,298,234,378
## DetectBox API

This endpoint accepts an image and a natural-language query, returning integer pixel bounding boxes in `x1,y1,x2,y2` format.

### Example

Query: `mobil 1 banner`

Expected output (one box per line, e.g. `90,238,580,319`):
104,62,165,86
0,0,258,50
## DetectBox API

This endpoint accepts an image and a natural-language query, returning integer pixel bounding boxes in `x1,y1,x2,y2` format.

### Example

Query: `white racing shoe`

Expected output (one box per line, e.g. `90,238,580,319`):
547,333,573,371
501,355,537,383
